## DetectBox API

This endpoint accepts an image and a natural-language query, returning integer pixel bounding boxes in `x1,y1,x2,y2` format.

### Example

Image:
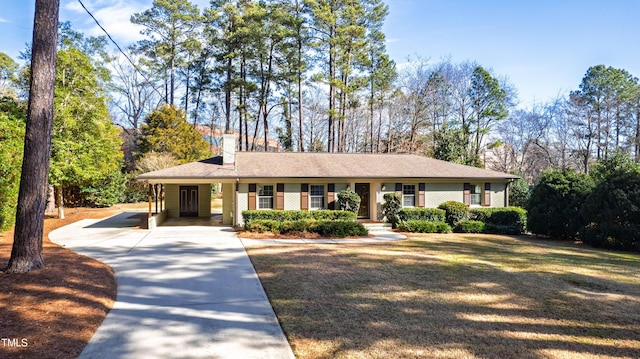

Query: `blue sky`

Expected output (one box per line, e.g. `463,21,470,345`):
2,0,639,108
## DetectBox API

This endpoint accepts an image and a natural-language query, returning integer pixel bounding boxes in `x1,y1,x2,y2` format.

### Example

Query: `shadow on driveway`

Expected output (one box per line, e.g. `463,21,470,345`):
50,213,294,359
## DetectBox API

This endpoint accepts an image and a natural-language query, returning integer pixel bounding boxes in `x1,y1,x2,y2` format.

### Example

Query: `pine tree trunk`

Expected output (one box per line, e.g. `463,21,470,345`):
56,185,65,219
6,0,59,273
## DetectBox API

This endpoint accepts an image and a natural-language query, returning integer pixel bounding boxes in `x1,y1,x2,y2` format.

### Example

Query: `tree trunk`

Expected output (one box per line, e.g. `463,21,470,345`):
327,25,335,153
224,56,232,134
298,40,304,152
56,185,65,219
6,0,59,273
170,53,175,105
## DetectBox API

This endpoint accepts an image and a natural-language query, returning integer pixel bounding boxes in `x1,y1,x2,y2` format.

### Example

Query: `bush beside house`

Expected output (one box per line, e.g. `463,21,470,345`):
398,220,451,233
469,207,527,234
243,209,356,223
242,210,367,238
438,201,469,226
382,193,402,228
454,220,485,233
400,208,446,222
381,195,527,235
335,189,361,214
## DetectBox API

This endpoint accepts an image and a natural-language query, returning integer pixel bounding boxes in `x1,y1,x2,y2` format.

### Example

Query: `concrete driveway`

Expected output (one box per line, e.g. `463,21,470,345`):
49,212,294,359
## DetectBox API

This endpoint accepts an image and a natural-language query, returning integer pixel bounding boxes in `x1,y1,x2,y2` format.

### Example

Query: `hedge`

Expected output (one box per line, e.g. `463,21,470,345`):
245,219,282,233
454,220,485,233
437,201,468,226
400,208,446,222
244,219,368,238
242,210,356,225
315,220,368,237
469,207,527,234
397,220,451,233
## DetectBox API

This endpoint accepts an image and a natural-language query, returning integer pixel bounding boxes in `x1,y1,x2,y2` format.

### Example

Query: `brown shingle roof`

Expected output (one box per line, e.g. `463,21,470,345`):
138,152,518,181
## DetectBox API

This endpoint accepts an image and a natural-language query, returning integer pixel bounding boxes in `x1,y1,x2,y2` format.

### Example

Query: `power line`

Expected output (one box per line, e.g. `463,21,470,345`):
76,0,164,99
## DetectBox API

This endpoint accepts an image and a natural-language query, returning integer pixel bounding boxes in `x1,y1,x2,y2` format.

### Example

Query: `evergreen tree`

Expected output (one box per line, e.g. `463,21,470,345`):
0,103,25,231
138,104,211,163
527,169,594,240
50,45,123,216
131,0,201,105
580,155,640,249
468,66,509,163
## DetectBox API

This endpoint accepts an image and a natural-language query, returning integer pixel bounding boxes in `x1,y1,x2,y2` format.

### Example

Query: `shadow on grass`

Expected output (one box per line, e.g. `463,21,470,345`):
248,234,640,358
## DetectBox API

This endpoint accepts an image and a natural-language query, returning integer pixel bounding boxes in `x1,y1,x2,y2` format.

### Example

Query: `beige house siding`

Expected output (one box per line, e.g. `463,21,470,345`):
425,183,464,207
490,182,506,207
164,184,211,218
164,179,511,227
237,183,249,224
165,184,180,218
284,183,301,210
198,184,211,218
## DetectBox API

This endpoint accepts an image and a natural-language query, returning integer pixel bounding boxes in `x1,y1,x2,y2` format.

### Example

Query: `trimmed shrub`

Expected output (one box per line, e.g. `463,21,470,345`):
382,193,402,228
454,220,485,233
469,207,527,234
527,169,594,239
242,210,356,224
397,220,451,233
336,189,361,214
245,219,367,238
315,220,368,237
245,219,281,233
280,219,317,233
400,208,446,222
437,201,468,226
483,223,522,235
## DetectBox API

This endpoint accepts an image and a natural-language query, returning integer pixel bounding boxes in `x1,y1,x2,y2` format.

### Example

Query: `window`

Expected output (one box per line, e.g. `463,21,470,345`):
258,185,274,209
470,184,482,205
403,184,415,207
310,185,324,209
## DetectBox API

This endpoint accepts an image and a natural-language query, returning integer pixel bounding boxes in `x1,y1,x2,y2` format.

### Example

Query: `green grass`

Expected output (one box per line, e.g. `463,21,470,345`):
247,233,640,359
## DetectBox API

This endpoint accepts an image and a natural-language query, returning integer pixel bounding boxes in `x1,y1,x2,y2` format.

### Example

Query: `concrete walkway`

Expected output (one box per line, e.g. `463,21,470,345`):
49,212,294,359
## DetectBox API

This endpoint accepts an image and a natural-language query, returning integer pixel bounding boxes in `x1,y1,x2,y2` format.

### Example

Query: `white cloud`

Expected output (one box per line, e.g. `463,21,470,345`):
60,0,216,49
0,17,9,23
62,0,149,46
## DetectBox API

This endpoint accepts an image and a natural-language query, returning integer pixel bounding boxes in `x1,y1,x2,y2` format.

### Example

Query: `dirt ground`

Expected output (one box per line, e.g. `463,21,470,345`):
0,206,141,359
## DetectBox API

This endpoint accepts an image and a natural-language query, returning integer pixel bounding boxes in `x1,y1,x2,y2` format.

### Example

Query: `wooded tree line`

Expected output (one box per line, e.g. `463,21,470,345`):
113,0,640,176
112,0,397,154
1,24,123,225
114,0,513,165
2,0,640,222
490,64,640,183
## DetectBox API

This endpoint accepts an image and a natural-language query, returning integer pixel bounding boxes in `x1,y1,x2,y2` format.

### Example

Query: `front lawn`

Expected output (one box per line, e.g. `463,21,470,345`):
247,234,640,358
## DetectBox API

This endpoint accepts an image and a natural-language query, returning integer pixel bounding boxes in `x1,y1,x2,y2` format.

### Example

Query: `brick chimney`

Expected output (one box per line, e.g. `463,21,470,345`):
223,133,235,165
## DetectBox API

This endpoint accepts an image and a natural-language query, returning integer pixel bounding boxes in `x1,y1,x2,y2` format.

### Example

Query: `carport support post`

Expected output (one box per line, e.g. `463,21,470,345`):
148,184,153,219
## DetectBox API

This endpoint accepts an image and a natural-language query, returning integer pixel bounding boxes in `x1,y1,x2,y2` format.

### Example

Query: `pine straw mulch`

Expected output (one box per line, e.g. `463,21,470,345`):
0,207,129,359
